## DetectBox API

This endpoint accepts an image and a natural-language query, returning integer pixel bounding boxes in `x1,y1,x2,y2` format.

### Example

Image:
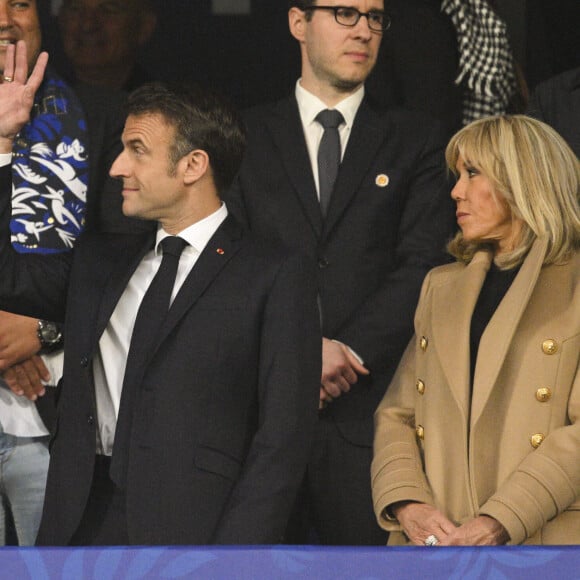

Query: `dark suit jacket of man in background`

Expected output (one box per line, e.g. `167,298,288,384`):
225,93,455,544
527,66,580,158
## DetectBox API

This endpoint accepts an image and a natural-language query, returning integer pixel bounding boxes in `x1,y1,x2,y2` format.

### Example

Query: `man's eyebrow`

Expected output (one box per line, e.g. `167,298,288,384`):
124,137,147,147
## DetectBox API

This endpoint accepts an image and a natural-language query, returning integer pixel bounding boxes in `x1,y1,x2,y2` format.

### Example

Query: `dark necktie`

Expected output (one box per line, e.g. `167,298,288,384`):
110,236,188,487
316,109,344,217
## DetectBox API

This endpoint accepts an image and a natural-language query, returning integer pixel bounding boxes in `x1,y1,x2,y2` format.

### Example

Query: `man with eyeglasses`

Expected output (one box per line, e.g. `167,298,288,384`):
225,0,454,545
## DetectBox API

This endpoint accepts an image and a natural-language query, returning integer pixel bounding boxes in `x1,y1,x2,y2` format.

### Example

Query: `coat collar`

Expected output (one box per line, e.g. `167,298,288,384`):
470,238,547,425
431,249,492,420
430,238,548,424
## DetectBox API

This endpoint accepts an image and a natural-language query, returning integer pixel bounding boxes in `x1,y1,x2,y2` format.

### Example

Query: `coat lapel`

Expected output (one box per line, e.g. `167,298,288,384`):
431,250,492,418
470,238,548,426
93,233,154,348
266,98,323,237
324,100,386,235
156,215,244,348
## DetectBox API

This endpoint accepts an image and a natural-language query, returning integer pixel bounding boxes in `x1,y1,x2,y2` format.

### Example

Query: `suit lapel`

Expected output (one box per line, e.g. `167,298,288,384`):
93,233,154,348
266,97,323,237
471,239,548,426
324,100,386,235
156,215,244,348
431,250,492,419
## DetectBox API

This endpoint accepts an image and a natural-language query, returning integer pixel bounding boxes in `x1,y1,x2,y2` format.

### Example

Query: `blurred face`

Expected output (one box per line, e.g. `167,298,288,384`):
290,0,383,99
110,113,189,224
0,0,41,74
59,0,153,72
451,156,521,255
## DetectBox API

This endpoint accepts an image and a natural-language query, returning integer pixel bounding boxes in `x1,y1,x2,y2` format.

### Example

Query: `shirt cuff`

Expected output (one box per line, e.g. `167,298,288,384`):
331,339,364,364
0,153,12,167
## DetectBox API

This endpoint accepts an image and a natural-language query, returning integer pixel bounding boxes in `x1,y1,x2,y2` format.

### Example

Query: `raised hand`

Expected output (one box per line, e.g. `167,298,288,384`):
0,40,48,150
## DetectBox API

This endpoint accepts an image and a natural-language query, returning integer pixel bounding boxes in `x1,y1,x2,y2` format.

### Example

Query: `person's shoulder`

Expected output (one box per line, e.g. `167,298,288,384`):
424,260,464,286
363,97,447,141
223,214,312,269
533,67,580,98
242,95,296,126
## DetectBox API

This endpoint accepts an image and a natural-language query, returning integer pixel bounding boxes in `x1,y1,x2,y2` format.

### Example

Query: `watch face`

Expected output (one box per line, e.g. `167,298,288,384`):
40,322,61,344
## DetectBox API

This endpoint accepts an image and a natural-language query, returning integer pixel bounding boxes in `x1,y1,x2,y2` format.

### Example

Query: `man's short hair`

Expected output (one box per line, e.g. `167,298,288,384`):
288,0,316,8
127,83,246,194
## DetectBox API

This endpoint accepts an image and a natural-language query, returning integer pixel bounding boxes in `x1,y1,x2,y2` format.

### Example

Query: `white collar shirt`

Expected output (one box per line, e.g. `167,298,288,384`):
295,81,365,198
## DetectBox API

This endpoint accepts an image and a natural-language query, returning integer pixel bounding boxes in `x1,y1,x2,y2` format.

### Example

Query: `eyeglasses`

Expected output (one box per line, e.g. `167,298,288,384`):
303,6,391,32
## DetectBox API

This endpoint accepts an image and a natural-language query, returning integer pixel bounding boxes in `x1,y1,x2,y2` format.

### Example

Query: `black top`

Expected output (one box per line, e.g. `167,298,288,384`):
470,263,520,386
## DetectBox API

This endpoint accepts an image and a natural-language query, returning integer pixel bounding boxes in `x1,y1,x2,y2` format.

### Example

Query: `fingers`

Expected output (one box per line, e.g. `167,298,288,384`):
27,51,49,94
2,357,49,400
319,387,332,409
345,349,370,376
395,502,457,546
2,43,16,83
13,40,30,84
321,338,370,402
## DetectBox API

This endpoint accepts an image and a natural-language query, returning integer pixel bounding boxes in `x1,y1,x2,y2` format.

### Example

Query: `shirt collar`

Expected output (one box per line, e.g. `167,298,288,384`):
295,80,365,130
155,203,228,255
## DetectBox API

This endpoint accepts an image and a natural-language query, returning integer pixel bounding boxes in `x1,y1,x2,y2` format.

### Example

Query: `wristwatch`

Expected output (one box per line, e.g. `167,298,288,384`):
37,320,64,353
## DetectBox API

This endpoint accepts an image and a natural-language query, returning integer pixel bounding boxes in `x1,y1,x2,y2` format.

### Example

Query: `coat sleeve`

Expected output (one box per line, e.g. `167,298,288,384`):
371,271,437,531
480,341,580,545
212,251,321,543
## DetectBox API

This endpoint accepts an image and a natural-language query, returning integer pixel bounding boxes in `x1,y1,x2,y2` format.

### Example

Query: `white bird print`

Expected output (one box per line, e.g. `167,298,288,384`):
14,219,52,241
30,143,87,202
43,186,81,230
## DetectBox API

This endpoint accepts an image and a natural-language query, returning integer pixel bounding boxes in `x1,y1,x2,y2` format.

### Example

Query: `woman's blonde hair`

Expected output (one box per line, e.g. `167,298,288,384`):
445,115,580,268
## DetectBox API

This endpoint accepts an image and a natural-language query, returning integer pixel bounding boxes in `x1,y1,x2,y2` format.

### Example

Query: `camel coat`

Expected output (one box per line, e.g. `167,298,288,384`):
372,239,580,545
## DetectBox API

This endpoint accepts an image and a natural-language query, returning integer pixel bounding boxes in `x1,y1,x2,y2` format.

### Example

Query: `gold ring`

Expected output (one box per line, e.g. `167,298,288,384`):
3,76,13,83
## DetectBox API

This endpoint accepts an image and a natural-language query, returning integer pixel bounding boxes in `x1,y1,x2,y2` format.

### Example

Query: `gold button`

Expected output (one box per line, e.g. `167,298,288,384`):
535,387,552,403
416,379,425,395
530,433,545,448
542,340,558,355
420,337,428,351
416,425,425,440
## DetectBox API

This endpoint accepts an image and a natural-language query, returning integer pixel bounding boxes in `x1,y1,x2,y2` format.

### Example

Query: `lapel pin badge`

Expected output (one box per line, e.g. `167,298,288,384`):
375,174,389,188
216,248,225,255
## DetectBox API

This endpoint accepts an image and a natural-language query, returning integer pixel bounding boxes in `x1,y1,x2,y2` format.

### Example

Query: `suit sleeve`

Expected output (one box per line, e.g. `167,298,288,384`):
213,251,321,543
0,165,70,322
335,120,455,376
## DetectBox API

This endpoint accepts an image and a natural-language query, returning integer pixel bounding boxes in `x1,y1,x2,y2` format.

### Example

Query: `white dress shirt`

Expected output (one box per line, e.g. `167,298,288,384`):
93,203,228,454
295,80,364,198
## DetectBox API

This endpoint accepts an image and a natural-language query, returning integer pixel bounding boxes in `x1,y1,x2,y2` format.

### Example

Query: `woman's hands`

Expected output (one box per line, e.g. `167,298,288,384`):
392,501,510,546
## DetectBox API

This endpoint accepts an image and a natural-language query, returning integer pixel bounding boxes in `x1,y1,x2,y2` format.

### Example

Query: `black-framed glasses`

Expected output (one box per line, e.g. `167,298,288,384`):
303,6,391,32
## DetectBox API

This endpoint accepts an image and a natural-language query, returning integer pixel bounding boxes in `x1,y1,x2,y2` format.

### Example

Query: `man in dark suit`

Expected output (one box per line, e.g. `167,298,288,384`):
0,41,321,545
224,0,455,545
527,66,580,158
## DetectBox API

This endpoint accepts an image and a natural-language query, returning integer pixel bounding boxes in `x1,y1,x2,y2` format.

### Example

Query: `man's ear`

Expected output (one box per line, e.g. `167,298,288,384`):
288,6,307,43
182,149,210,186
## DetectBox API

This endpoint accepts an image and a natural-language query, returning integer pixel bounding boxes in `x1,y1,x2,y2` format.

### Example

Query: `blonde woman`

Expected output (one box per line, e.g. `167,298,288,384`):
372,115,580,546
